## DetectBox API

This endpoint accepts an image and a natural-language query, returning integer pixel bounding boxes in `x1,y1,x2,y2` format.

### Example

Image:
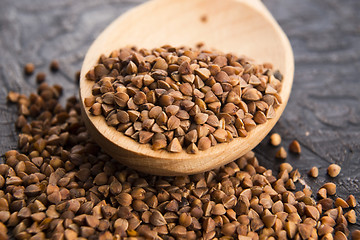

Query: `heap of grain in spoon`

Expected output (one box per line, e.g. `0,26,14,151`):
84,45,283,153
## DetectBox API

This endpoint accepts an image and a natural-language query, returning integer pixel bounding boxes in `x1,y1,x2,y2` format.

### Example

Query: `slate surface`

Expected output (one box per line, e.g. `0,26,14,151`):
0,0,359,231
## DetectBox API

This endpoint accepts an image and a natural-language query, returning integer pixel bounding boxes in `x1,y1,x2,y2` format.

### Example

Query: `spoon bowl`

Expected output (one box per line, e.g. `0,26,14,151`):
80,0,294,176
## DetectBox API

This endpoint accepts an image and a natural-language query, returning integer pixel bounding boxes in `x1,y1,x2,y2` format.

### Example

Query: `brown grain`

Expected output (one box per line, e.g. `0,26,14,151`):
275,147,287,159
289,140,301,154
36,72,46,84
24,63,35,75
327,164,341,177
346,195,356,208
269,133,281,146
308,166,319,178
85,46,283,153
2,85,356,239
50,60,59,72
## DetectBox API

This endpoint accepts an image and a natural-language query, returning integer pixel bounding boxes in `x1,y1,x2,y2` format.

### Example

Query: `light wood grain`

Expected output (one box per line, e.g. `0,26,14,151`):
79,0,294,176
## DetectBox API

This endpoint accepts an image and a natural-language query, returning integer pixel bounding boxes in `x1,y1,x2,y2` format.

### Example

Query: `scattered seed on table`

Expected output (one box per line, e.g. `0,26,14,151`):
308,166,319,178
347,194,357,208
327,163,341,177
344,209,356,224
322,182,336,195
50,60,59,72
270,133,281,146
279,162,293,172
36,72,46,84
6,91,19,103
335,197,349,208
289,140,301,154
24,63,35,75
275,146,287,159
317,188,327,199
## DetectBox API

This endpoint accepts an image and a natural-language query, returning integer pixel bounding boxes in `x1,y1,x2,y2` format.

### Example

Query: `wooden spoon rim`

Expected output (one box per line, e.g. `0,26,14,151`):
79,0,294,174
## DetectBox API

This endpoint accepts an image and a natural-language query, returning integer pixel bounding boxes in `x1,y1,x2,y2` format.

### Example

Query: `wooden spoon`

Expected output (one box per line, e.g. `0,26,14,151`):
79,0,294,176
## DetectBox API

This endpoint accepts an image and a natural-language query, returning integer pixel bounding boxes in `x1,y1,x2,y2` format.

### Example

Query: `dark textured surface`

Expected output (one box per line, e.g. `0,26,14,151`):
0,0,359,230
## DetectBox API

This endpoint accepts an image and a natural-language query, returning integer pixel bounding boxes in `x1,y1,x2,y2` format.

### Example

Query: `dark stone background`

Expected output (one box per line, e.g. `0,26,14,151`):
0,0,359,231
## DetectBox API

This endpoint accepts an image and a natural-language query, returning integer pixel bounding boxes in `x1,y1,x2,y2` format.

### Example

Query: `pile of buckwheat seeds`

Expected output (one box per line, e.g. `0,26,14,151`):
84,45,283,153
3,67,359,239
